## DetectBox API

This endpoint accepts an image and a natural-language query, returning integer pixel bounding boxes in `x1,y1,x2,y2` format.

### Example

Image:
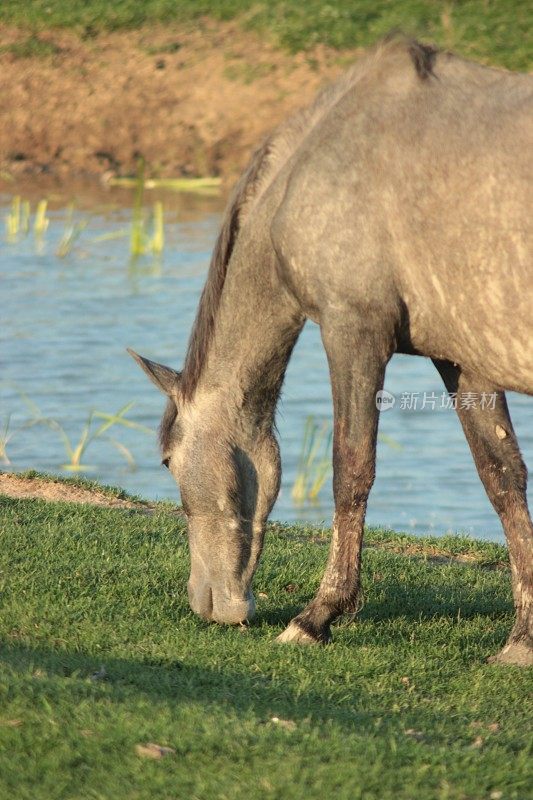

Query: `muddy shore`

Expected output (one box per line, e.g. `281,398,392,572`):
0,20,353,188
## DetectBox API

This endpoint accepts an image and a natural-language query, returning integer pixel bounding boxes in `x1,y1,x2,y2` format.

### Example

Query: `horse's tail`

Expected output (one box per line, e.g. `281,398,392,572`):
181,137,273,400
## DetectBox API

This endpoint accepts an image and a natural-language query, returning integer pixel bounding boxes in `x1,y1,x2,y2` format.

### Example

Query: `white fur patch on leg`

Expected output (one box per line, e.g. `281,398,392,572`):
276,621,318,645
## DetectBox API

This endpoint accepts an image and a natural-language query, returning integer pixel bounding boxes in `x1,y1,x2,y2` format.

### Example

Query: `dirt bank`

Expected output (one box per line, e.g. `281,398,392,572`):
0,472,182,515
0,20,352,186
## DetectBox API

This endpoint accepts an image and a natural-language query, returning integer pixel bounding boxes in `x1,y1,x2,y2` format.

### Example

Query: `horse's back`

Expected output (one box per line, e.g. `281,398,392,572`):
266,41,532,393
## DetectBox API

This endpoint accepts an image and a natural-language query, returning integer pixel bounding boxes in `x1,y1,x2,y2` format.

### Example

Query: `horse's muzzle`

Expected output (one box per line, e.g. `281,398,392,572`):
187,580,256,625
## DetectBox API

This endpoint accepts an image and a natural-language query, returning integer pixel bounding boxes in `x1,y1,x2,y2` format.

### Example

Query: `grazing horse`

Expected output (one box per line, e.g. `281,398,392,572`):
129,36,532,665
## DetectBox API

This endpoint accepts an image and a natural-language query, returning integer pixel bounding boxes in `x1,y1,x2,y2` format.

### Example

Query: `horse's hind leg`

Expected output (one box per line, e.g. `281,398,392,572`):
434,359,533,666
277,319,393,644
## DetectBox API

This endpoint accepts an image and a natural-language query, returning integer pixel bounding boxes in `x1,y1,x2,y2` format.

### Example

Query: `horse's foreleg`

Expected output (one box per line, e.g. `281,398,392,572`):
434,359,533,666
277,322,391,644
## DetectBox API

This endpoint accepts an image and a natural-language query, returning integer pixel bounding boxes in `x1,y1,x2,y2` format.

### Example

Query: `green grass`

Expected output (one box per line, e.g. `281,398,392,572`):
0,487,531,799
0,34,61,59
0,1,531,70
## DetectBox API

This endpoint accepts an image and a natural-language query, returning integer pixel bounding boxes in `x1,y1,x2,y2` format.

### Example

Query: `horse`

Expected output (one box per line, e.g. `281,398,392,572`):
128,36,532,665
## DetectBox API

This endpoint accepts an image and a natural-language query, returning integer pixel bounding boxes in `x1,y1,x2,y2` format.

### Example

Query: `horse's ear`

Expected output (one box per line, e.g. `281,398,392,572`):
127,348,181,397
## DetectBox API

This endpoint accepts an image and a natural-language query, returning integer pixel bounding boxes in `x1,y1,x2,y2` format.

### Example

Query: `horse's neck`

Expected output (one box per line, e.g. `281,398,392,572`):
198,245,303,433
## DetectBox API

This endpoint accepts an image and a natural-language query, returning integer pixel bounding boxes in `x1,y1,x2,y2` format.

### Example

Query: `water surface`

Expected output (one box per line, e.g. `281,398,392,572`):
1,190,531,541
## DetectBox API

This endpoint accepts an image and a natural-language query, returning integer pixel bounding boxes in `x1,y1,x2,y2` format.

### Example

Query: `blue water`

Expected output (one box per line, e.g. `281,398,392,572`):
1,192,531,541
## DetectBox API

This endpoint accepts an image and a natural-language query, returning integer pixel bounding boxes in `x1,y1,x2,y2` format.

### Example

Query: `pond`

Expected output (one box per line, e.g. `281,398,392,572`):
1,186,531,541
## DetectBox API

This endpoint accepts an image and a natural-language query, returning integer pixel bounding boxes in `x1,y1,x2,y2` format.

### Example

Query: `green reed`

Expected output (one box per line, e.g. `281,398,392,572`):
110,175,221,196
34,199,49,236
5,196,48,243
0,415,14,465
1,384,153,472
151,200,165,254
0,413,38,465
5,195,20,241
5,196,30,241
130,160,166,256
36,401,153,472
56,204,89,257
5,195,86,254
4,180,165,257
292,416,402,504
291,416,332,504
0,384,43,464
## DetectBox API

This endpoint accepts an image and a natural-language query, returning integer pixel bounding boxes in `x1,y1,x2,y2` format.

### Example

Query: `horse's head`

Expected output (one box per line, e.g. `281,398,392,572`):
128,349,281,625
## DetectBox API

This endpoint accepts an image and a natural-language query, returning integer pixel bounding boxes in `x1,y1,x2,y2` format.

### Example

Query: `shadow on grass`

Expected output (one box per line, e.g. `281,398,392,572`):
0,640,379,729
358,577,512,623
0,626,510,737
0,543,515,730
255,572,513,628
0,566,513,732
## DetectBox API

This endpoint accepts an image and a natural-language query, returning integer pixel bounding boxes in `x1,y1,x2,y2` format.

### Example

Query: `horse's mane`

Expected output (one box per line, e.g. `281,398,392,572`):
403,36,437,80
159,34,439,450
175,33,437,412
179,137,273,401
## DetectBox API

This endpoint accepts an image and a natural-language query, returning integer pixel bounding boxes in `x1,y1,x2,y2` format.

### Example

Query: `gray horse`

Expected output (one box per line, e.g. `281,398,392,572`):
129,36,532,665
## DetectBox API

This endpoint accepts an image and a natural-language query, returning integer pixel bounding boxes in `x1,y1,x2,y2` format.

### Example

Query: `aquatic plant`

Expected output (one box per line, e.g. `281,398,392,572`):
0,381,154,472
4,188,165,258
35,401,153,472
5,196,20,241
21,199,30,234
6,195,89,254
378,432,402,451
151,201,164,254
0,415,41,465
109,175,221,195
33,199,49,237
129,160,166,256
4,196,30,242
91,227,130,244
292,416,402,504
0,384,42,464
0,415,14,464
130,159,146,256
291,416,332,503
56,205,89,257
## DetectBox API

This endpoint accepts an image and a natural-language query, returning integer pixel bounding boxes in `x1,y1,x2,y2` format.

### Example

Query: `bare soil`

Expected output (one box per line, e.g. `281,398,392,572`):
0,20,352,186
0,472,179,515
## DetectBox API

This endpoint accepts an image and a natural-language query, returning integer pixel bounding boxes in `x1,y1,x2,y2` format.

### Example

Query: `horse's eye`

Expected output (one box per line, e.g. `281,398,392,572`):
162,457,170,469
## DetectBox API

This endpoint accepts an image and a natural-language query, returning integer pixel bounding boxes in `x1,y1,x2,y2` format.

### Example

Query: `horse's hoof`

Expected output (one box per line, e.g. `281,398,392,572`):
488,641,533,666
276,621,322,645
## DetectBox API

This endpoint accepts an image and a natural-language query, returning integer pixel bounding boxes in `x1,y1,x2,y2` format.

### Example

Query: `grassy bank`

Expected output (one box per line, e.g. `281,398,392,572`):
0,0,531,70
1,485,532,800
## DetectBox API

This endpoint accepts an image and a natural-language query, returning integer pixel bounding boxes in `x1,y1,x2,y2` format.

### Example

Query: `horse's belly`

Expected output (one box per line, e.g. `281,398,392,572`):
405,281,533,394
